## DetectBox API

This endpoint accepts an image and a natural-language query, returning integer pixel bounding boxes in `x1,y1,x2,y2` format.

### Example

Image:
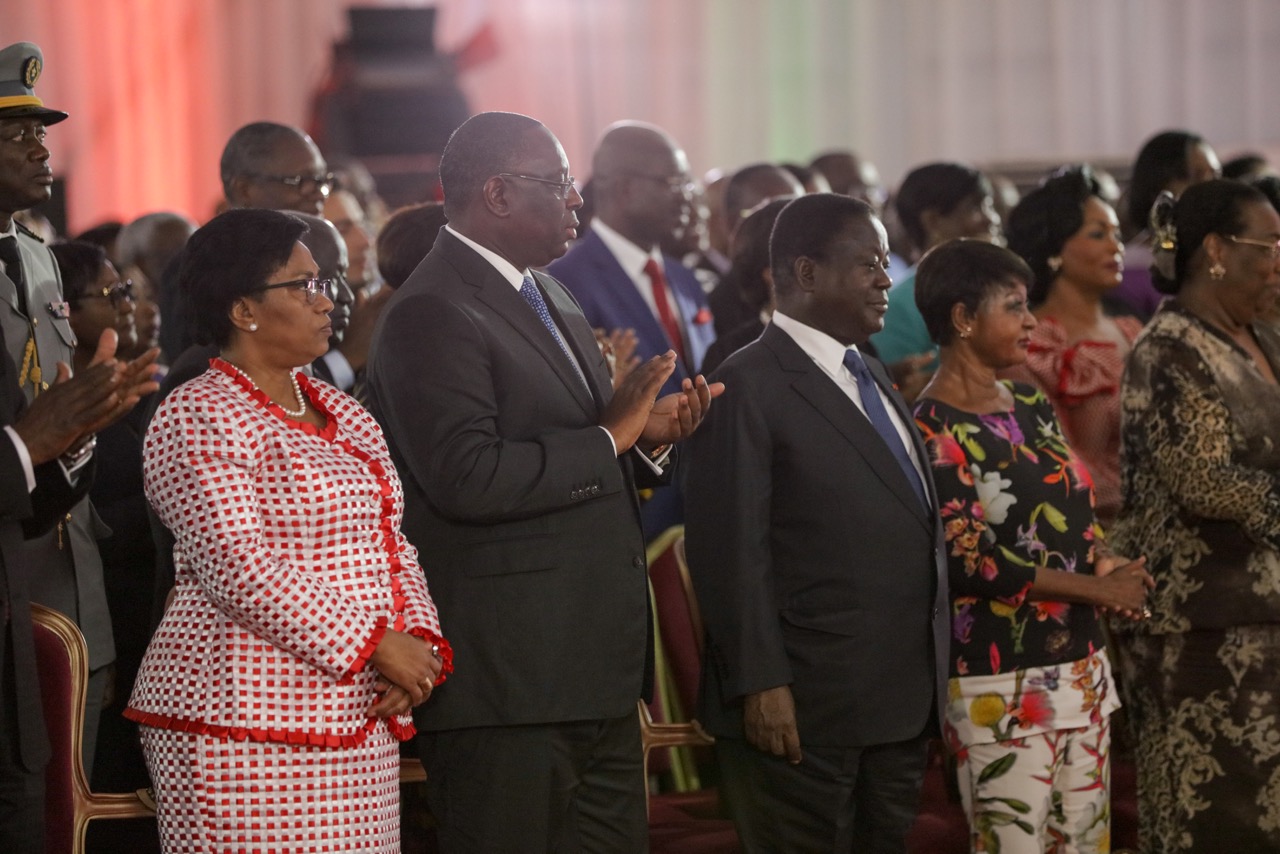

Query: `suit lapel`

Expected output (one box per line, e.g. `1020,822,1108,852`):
439,233,599,418
763,326,932,530
582,233,673,357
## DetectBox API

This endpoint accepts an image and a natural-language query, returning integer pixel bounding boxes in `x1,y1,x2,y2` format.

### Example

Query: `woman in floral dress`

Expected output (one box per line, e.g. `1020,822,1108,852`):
1110,180,1280,852
911,239,1152,853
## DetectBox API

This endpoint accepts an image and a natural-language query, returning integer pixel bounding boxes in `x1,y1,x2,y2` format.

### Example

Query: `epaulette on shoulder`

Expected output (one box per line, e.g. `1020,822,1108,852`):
15,221,45,243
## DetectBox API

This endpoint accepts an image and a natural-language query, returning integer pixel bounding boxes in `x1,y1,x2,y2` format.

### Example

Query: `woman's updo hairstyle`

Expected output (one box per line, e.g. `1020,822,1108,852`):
1004,165,1104,305
1149,179,1267,295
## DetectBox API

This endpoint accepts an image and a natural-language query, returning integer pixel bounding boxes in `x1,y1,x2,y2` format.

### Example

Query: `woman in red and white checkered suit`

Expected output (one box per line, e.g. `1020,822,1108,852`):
127,209,450,853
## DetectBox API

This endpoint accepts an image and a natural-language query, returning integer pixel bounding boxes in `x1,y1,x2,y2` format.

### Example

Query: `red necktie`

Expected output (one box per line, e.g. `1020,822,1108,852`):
643,258,688,369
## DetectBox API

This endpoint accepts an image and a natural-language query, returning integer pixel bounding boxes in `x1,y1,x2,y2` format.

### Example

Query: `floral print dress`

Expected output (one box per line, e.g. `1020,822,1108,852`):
916,383,1120,852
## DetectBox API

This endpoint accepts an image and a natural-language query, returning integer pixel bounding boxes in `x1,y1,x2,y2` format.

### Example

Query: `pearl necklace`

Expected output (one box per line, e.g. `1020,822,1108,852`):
277,372,307,418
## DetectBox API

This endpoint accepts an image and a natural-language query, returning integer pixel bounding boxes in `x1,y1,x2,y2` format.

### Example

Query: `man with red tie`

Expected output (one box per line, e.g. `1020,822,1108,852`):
548,122,716,538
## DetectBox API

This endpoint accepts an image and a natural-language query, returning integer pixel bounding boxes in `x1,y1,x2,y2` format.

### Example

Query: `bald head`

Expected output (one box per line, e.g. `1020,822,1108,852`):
591,121,691,249
810,150,885,212
117,211,196,288
439,111,548,219
291,212,346,279
221,122,329,214
437,111,582,270
724,164,803,232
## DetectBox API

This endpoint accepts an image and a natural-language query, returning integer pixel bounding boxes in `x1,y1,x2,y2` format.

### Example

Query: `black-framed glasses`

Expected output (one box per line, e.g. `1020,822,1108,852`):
620,172,696,196
498,172,577,200
247,171,336,195
1226,234,1280,261
255,277,333,304
77,279,134,308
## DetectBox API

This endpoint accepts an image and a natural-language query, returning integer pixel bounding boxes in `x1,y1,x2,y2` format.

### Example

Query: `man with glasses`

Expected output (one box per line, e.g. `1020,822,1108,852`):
219,121,334,216
367,111,721,853
548,122,717,540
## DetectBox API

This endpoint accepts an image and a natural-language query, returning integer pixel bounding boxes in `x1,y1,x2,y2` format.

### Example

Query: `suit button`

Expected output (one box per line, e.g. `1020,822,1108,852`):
633,555,645,570
932,606,940,620
589,485,599,495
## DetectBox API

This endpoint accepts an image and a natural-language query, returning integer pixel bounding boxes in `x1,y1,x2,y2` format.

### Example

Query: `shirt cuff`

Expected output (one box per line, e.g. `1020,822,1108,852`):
3,425,35,493
320,349,356,391
633,444,671,475
597,425,617,457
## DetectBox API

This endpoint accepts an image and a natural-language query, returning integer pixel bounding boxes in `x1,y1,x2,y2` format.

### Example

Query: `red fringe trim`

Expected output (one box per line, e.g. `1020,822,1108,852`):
409,628,455,685
211,358,337,439
123,707,392,748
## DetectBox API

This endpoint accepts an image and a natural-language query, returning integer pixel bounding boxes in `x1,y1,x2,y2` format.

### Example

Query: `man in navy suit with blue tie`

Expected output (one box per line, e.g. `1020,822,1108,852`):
548,122,716,539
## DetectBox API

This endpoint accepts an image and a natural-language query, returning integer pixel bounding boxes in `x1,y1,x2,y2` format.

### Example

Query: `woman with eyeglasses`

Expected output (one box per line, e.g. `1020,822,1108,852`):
1109,180,1280,852
128,209,451,853
50,240,154,792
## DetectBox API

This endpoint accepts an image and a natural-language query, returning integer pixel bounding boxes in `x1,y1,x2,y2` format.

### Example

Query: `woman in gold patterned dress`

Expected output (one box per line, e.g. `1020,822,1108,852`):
1110,179,1280,852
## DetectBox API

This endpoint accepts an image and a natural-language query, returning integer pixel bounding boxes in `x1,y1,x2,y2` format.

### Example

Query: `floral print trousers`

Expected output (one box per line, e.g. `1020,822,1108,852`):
956,718,1112,853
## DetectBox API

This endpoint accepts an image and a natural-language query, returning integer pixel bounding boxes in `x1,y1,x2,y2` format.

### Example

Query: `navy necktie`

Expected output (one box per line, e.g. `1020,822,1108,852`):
519,276,588,388
842,349,929,510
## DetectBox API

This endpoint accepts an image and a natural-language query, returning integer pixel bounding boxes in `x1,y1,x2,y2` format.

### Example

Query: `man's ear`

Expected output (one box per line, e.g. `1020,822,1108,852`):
793,256,817,294
482,176,510,218
226,176,254,208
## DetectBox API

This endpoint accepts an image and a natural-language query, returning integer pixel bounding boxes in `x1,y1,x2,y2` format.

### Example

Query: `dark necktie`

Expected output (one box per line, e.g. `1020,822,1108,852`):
643,258,688,369
842,349,929,510
519,276,588,389
0,235,26,316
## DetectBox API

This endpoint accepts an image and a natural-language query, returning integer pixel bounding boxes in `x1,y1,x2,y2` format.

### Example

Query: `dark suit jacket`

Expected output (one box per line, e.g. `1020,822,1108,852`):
0,327,91,771
366,229,667,731
683,323,949,748
547,228,715,394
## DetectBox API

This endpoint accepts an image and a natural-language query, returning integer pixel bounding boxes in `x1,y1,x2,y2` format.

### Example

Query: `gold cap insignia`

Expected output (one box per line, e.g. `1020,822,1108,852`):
22,56,40,88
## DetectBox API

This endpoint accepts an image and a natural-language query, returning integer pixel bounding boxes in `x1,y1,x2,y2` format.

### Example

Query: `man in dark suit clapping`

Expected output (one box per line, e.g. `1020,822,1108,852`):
684,193,949,853
366,111,721,853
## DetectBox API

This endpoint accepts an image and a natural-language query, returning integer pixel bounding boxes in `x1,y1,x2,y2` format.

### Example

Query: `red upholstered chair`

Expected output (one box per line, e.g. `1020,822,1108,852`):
32,603,157,853
643,528,741,851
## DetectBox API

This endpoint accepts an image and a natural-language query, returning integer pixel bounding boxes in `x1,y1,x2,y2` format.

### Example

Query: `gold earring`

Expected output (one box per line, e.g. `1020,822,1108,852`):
960,328,971,339
1209,262,1226,281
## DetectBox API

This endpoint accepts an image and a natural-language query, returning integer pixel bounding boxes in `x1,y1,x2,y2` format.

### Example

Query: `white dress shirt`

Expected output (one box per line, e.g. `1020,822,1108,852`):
770,311,928,489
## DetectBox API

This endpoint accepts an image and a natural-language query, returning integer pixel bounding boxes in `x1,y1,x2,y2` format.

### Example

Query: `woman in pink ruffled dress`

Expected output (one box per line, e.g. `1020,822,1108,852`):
1004,166,1143,528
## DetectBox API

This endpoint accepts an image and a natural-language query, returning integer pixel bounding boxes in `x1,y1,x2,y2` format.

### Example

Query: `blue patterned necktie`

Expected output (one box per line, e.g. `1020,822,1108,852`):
519,276,588,388
842,349,929,510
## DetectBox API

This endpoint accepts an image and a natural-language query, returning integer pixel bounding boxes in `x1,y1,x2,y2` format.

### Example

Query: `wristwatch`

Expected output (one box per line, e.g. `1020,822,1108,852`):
60,435,96,468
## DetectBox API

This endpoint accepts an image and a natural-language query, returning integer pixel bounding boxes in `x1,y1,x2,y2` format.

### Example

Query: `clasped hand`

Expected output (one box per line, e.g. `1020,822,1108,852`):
1094,555,1155,620
367,630,443,718
599,350,726,454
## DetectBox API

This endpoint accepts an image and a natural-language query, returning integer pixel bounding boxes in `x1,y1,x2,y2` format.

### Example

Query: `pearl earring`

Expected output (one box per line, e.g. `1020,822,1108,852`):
248,322,258,332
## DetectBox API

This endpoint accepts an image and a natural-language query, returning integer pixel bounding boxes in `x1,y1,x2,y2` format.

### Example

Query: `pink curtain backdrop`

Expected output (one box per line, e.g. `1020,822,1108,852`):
4,0,1280,234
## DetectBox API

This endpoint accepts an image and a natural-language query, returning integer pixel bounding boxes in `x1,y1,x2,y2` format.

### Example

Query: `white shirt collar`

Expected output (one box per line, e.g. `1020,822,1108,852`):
445,224,528,291
770,311,867,379
592,218,662,280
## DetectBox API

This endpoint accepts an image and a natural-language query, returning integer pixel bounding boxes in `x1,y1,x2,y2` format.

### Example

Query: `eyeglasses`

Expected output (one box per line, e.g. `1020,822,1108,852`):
248,171,336,195
255,277,333,304
623,172,697,196
498,172,577,200
77,279,134,308
1226,234,1280,261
